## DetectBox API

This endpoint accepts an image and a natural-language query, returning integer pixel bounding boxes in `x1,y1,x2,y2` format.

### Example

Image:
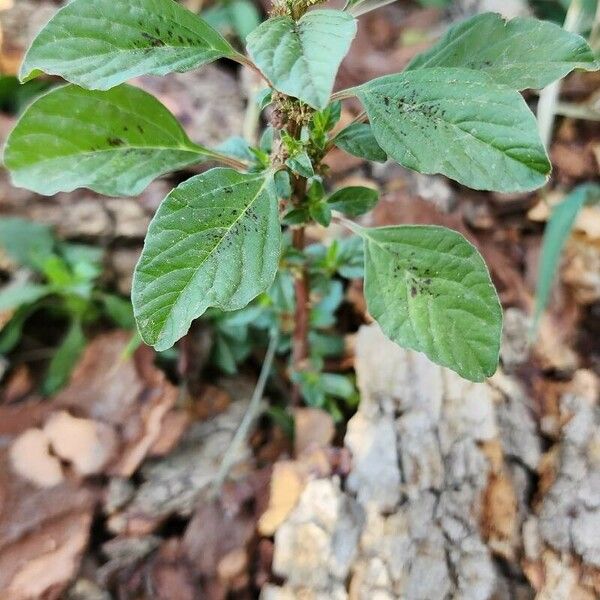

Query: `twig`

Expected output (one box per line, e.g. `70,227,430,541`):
213,328,279,493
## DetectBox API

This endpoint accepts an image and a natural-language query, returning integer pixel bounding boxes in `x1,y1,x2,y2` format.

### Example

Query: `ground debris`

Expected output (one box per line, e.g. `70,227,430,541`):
107,378,257,534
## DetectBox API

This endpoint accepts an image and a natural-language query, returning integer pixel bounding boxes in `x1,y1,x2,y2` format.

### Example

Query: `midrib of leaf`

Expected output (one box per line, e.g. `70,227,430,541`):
10,90,208,158
414,18,594,72
414,21,476,67
361,79,548,176
365,235,494,370
24,5,233,54
361,225,496,318
294,22,320,105
149,174,272,334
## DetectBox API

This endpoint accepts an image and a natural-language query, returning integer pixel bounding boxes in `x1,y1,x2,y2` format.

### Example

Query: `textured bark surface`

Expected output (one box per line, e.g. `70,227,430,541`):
264,324,600,600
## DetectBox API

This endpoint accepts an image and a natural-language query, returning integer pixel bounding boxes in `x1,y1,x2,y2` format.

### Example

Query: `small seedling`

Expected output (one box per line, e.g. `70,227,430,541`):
533,183,600,332
3,0,598,399
0,218,134,394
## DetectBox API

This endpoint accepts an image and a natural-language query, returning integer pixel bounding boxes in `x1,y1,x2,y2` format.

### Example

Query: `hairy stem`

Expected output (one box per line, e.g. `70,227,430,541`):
290,173,310,406
291,226,310,405
231,52,274,88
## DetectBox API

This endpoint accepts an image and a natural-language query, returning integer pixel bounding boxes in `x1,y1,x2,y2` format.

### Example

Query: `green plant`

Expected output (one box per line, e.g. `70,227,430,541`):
3,0,598,397
533,183,600,331
0,218,135,394
202,0,261,43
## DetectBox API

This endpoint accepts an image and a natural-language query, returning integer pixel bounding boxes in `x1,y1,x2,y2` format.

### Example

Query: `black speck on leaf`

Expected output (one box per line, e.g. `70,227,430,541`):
107,137,125,147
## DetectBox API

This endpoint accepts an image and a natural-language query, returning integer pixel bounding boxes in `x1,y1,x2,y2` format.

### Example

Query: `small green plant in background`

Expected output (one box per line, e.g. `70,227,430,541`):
3,0,598,404
208,233,362,417
0,218,135,394
533,183,600,332
202,0,261,42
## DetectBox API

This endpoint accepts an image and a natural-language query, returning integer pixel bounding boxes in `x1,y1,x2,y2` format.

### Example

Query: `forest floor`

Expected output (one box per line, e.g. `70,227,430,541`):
1,1,600,599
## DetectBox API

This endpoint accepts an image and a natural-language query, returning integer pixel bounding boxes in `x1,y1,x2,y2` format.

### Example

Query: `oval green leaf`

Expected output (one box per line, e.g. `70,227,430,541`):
246,9,357,109
407,12,599,90
20,0,236,90
333,122,387,163
132,168,281,351
355,68,550,192
361,224,502,381
3,84,210,196
327,186,378,217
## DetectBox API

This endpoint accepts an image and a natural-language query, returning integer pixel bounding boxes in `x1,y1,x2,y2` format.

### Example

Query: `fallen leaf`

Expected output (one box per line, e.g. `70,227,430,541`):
53,332,180,476
0,405,95,599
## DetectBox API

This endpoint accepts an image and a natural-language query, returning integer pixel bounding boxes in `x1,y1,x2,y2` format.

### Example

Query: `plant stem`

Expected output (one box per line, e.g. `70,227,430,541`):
205,150,248,171
291,226,310,405
290,173,310,406
330,88,357,102
213,328,279,493
231,52,274,89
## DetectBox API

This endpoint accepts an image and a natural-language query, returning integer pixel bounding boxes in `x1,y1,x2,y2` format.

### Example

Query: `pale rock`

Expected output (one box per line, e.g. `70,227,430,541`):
272,479,363,591
345,411,401,510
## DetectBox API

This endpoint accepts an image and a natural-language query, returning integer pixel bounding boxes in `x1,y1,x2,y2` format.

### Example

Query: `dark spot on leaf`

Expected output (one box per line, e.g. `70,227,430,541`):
141,32,165,47
107,137,125,147
410,286,417,297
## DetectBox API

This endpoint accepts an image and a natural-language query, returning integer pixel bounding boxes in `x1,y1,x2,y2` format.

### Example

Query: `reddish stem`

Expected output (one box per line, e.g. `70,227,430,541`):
291,225,310,405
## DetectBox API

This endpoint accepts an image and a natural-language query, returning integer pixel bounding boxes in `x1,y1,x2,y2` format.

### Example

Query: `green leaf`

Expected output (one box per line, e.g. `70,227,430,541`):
212,334,239,374
285,151,314,178
275,170,292,199
333,122,387,162
0,283,51,311
204,0,261,41
20,0,236,90
309,201,332,227
246,9,357,109
102,294,136,329
0,75,53,114
533,184,600,331
256,88,273,110
320,372,357,402
327,186,378,217
41,319,86,395
0,307,33,354
133,168,281,351
407,13,598,90
360,224,502,381
0,217,55,269
355,68,550,192
4,84,210,196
